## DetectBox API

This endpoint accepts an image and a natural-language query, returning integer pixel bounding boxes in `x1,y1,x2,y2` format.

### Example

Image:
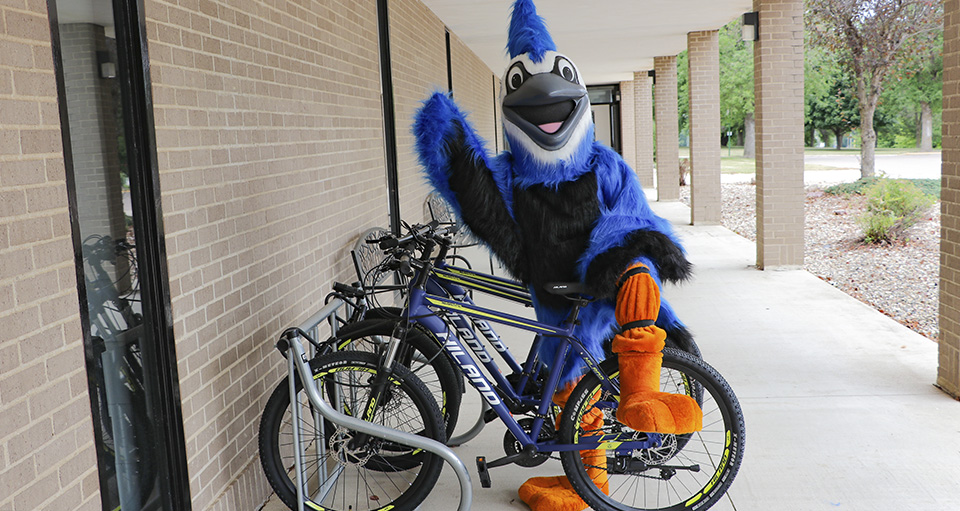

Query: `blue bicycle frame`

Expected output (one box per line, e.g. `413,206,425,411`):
403,260,661,454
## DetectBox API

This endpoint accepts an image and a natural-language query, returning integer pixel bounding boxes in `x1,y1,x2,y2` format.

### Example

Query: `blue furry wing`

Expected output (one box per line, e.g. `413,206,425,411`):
413,92,526,280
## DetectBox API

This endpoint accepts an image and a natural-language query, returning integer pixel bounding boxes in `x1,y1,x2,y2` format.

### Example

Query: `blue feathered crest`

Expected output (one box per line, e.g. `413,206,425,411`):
507,0,556,62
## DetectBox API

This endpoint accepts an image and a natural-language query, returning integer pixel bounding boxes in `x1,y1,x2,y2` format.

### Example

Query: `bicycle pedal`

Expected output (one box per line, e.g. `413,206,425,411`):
483,408,499,423
476,456,492,488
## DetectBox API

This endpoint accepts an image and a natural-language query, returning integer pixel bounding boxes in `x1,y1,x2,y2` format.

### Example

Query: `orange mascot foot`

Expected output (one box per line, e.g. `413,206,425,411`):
519,398,608,511
613,263,703,435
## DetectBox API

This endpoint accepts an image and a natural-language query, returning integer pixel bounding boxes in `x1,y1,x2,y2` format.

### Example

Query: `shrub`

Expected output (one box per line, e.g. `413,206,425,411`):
826,177,940,200
825,177,879,196
858,178,935,244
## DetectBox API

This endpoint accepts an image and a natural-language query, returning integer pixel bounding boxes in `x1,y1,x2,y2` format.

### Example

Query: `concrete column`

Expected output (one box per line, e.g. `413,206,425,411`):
754,0,805,269
619,79,637,170
633,71,655,187
939,0,960,398
654,56,681,201
687,30,722,224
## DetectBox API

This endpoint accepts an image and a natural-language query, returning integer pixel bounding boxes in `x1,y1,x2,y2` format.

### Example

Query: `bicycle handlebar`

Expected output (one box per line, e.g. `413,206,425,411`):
370,220,443,249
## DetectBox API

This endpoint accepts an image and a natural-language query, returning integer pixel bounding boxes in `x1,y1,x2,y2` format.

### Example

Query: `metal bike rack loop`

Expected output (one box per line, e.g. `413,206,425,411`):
281,298,472,511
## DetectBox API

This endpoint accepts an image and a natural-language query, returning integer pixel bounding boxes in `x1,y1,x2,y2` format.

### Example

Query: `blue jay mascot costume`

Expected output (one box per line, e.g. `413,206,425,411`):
414,1,702,509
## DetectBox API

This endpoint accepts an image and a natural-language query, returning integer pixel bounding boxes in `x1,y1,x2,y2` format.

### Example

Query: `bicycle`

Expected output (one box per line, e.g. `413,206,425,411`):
259,222,744,511
81,234,157,507
326,218,701,444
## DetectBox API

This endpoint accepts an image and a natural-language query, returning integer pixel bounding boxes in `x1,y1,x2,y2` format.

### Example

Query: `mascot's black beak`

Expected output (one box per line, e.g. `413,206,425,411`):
503,72,589,151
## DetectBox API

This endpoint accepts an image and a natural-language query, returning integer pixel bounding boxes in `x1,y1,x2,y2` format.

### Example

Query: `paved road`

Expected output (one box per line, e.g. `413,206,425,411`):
723,150,942,185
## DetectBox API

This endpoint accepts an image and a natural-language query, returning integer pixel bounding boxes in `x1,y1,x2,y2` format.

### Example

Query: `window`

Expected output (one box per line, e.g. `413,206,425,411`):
48,0,190,509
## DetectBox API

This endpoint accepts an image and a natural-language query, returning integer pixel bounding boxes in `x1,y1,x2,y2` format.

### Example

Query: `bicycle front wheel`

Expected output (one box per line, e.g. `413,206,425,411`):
332,317,462,440
559,348,744,511
258,351,444,511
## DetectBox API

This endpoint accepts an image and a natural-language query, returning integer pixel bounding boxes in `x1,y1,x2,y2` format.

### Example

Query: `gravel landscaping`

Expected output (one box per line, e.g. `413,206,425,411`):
680,183,940,341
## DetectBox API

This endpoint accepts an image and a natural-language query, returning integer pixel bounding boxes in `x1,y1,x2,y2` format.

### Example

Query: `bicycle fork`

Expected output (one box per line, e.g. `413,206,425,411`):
350,326,405,449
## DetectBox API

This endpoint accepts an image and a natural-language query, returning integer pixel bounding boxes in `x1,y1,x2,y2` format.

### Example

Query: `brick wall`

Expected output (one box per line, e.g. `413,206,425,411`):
619,79,636,170
940,0,960,398
451,32,497,150
687,30,722,224
633,71,654,187
389,0,447,225
145,0,389,508
654,55,681,201
0,3,100,510
753,0,805,269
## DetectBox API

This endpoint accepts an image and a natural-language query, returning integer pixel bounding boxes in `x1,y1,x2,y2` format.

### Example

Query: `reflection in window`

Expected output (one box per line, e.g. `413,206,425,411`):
54,1,159,509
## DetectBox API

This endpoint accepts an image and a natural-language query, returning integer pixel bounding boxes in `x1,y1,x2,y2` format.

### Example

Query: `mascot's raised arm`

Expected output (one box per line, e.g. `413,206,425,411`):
414,1,704,509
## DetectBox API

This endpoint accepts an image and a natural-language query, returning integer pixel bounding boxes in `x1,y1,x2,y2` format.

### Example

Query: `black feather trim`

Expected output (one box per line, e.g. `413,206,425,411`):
446,124,527,281
584,229,693,300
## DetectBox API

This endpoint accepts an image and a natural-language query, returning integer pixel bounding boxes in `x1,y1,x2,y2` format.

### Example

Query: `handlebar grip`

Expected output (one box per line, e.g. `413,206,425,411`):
333,282,364,298
379,237,399,249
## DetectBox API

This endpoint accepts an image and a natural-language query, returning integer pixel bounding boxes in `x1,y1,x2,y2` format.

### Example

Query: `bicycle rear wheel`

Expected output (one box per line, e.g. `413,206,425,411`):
258,351,444,511
559,349,744,511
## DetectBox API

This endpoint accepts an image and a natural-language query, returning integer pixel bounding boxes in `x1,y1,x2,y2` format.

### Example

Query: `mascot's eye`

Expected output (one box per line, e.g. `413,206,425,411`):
507,63,526,92
554,57,577,83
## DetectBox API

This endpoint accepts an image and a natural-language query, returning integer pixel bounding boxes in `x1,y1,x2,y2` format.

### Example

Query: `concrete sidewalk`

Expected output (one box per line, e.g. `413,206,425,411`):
262,201,960,511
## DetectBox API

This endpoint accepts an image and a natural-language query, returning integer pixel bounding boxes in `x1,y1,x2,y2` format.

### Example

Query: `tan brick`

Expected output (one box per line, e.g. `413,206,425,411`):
8,215,51,247
688,30,722,225
754,0,805,268
0,98,40,125
12,470,58,511
633,71,655,187
3,10,48,42
0,307,40,344
0,458,36,504
941,0,960,395
655,55,681,201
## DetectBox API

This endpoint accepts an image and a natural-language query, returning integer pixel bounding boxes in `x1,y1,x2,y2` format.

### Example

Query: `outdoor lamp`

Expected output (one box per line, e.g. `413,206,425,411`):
742,12,759,42
97,51,116,79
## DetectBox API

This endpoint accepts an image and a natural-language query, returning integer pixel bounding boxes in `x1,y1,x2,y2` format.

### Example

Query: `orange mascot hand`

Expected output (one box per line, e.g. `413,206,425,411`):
612,263,702,434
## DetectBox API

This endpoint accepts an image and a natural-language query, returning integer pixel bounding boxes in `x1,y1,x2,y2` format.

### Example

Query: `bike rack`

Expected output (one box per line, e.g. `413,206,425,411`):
279,298,473,511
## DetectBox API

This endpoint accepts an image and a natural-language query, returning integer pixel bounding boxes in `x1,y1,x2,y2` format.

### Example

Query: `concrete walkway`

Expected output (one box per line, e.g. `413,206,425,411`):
261,201,960,511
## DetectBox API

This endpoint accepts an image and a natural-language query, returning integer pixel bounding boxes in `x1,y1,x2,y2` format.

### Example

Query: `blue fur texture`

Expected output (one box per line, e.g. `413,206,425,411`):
577,145,686,278
507,0,556,62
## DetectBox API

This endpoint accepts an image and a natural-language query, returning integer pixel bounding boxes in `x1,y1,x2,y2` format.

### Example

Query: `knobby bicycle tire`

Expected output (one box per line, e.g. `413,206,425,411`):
258,351,444,511
559,349,745,511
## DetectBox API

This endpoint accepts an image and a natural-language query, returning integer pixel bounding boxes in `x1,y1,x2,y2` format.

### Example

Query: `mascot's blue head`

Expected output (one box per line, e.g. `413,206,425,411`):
503,0,593,176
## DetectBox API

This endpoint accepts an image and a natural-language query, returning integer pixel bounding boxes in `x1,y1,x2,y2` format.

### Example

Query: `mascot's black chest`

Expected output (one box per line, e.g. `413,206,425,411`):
513,171,600,309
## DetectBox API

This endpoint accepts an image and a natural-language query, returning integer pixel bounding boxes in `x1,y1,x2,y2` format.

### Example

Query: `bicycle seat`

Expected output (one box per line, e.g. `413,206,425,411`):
544,282,594,301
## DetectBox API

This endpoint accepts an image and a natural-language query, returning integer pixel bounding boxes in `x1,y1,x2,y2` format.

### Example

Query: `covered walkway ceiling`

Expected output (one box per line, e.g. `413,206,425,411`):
421,0,753,84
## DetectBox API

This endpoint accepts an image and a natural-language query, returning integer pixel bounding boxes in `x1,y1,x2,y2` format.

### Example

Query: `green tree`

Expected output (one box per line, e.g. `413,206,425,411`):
677,50,689,141
807,0,943,177
806,51,860,149
677,20,755,149
877,41,943,149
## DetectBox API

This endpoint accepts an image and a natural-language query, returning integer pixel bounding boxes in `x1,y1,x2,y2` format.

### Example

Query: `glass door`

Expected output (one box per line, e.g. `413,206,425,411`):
48,0,190,509
588,84,622,153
